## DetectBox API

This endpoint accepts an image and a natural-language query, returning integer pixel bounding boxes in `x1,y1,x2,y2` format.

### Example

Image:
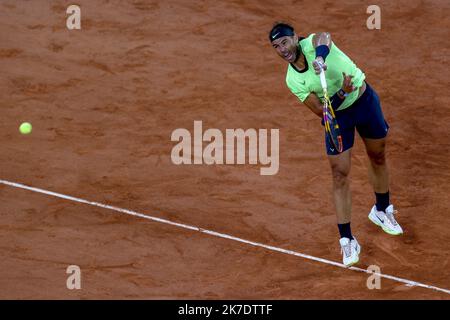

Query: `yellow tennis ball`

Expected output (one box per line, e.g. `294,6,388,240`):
19,122,32,135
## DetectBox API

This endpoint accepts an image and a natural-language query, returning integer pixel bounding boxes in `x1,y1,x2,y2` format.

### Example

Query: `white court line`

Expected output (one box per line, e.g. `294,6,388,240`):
1,179,449,295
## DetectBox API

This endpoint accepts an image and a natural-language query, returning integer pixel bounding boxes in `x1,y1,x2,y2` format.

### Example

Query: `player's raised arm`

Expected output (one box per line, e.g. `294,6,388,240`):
312,32,332,74
313,32,331,48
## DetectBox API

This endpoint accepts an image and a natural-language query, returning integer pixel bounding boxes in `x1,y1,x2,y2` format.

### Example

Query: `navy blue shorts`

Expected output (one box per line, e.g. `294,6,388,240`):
325,82,389,155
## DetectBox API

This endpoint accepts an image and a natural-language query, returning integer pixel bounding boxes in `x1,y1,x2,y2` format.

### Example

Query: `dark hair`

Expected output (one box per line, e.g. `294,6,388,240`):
269,22,295,42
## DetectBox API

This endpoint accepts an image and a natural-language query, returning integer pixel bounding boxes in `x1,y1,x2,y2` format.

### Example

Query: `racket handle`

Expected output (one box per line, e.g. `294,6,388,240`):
319,69,327,93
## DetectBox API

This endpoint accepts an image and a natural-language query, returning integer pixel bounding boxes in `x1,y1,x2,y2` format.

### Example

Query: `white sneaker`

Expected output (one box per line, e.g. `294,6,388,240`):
339,237,361,267
368,204,403,235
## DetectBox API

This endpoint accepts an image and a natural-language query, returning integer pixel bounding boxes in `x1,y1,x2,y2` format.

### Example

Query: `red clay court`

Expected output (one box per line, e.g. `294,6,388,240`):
0,0,449,299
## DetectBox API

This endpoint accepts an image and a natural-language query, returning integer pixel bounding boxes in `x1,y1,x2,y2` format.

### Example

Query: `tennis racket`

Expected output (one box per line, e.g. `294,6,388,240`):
319,68,343,153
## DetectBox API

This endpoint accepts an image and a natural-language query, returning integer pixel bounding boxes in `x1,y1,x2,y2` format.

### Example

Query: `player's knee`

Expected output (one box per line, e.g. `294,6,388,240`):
331,166,350,187
368,150,385,166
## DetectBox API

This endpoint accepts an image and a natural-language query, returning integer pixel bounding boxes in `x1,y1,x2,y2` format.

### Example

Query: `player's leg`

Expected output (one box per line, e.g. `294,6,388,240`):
362,136,403,235
328,149,361,266
326,105,357,234
362,136,389,195
325,106,361,266
328,149,352,225
356,83,403,235
355,83,390,208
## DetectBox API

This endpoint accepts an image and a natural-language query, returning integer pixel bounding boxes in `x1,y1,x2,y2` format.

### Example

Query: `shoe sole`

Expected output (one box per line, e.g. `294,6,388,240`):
345,256,359,267
368,212,403,236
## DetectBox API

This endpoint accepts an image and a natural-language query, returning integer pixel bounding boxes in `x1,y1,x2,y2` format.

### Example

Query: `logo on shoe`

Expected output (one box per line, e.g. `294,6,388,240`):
375,214,384,224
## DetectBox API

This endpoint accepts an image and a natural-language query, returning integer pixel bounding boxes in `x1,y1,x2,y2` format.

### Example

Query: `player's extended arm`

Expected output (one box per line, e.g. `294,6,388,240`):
303,93,323,119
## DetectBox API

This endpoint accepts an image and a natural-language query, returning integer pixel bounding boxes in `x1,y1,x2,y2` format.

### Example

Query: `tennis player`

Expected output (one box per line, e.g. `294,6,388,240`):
269,22,403,266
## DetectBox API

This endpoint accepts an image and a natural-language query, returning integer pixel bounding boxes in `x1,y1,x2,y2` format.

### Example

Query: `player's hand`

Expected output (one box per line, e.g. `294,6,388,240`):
313,56,327,74
341,72,356,94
